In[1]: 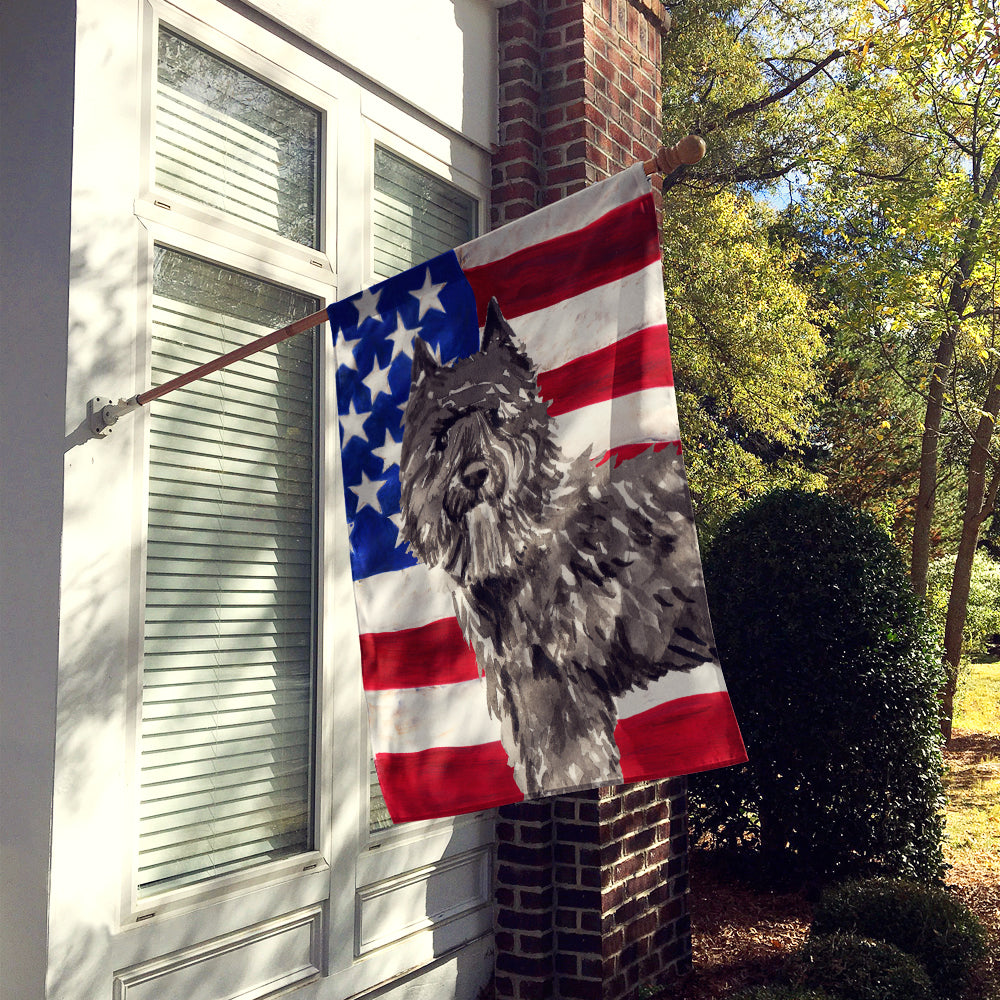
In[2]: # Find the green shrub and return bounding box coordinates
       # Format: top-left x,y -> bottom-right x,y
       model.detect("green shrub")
811,878 -> 988,998
691,489 -> 946,882
793,933 -> 934,1000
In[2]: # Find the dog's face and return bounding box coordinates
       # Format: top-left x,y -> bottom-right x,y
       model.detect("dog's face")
399,299 -> 561,584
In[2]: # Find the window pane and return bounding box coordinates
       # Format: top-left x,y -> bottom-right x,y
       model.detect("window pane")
372,146 -> 477,279
156,28 -> 320,248
138,247 -> 318,895
368,150 -> 477,832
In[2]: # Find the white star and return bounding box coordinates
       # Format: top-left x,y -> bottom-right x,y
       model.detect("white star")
387,510 -> 404,534
386,316 -> 417,365
371,427 -> 401,472
339,399 -> 369,447
350,470 -> 385,515
335,332 -> 360,372
362,355 -> 394,403
354,287 -> 383,327
410,268 -> 446,320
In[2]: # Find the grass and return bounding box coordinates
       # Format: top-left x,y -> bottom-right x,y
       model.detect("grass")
954,659 -> 1000,734
945,660 -> 1000,868
941,659 -> 1000,1000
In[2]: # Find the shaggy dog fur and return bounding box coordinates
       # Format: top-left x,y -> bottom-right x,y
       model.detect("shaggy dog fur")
399,298 -> 716,798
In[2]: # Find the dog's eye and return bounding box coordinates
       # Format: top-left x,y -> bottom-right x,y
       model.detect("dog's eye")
486,408 -> 502,429
433,427 -> 449,452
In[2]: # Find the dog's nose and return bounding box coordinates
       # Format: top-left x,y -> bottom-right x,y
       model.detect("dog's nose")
461,461 -> 489,491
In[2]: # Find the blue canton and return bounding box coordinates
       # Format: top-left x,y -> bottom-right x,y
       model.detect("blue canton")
328,250 -> 480,581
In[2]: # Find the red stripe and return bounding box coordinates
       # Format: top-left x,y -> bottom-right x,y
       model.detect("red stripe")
360,618 -> 478,691
375,742 -> 524,822
374,693 -> 746,821
615,691 -> 747,783
594,440 -> 682,468
536,324 -> 673,417
463,194 -> 660,324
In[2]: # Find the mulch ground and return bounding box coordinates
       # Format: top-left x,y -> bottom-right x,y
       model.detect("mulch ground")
667,733 -> 1000,999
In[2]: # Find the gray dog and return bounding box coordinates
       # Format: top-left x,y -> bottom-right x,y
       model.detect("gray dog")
399,298 -> 716,798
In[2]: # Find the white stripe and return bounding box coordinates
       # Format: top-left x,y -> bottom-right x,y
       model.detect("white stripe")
552,386 -> 680,460
456,164 -> 651,268
505,261 -> 668,374
614,661 -> 727,720
366,678 -> 501,754
355,564 -> 455,635
366,661 -> 726,757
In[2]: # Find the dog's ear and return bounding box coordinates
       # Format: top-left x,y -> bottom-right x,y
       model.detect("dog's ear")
482,297 -> 532,370
410,336 -> 439,386
481,297 -> 519,354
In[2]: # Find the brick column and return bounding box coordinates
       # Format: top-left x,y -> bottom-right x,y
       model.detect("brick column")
491,8 -> 691,998
493,0 -> 668,227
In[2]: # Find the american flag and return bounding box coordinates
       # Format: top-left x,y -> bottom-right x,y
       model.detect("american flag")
328,164 -> 745,823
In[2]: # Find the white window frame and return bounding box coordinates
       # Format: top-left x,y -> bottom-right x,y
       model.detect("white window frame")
124,0 -> 341,930
111,1 -> 497,992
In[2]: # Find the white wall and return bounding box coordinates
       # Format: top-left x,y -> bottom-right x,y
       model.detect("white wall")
244,0 -> 498,151
1,1 -> 500,998
0,0 -> 76,994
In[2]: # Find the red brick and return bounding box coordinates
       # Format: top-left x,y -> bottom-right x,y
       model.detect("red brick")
498,862 -> 552,888
558,930 -> 603,954
493,138 -> 541,164
503,78 -> 542,104
560,979 -> 603,1000
519,930 -> 555,954
502,40 -> 538,64
546,163 -> 589,186
502,120 -> 543,145
625,911 -> 658,944
497,952 -> 551,978
548,3 -> 589,28
499,100 -> 538,125
498,906 -> 551,932
542,39 -> 587,70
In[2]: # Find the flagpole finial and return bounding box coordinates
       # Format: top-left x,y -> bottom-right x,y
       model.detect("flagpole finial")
644,135 -> 706,177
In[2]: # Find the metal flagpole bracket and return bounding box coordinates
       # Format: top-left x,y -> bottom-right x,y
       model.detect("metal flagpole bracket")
88,395 -> 141,438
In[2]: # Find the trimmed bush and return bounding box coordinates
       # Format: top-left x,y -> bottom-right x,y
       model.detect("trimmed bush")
793,933 -> 934,1000
691,489 -> 946,881
812,878 -> 988,998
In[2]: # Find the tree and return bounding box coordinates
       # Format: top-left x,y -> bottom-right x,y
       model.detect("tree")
658,1 -> 845,534
661,188 -> 826,535
661,0 -> 853,194
801,0 -> 1000,735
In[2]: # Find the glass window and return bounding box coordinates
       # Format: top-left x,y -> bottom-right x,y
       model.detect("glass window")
372,146 -> 477,278
137,246 -> 318,895
156,27 -> 320,248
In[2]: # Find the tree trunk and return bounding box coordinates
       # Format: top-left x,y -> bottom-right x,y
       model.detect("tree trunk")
940,373 -> 1000,741
910,330 -> 955,598
911,160 -> 1000,596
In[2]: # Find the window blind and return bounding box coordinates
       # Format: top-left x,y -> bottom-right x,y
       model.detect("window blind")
368,148 -> 477,833
155,28 -> 320,248
138,248 -> 319,895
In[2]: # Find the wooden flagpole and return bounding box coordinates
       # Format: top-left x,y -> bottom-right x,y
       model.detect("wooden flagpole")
88,136 -> 705,437
642,134 -> 706,177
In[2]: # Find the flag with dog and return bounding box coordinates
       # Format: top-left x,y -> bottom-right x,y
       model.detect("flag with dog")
328,162 -> 746,823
